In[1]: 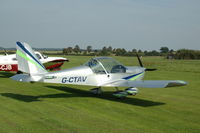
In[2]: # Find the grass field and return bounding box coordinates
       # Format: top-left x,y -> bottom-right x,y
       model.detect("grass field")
0,56 -> 199,133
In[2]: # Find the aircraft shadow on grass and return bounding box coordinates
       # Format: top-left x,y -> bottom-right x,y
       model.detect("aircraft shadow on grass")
1,85 -> 165,107
0,72 -> 15,78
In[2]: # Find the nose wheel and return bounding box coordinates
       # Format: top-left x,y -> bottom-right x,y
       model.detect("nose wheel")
90,87 -> 138,98
125,87 -> 138,96
112,87 -> 138,98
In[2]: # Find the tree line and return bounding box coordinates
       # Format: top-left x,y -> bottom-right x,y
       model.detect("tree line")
63,45 -> 200,59
62,45 -> 170,56
173,49 -> 200,59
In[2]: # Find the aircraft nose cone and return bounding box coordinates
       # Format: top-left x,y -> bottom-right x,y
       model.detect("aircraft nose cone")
134,67 -> 145,74
139,67 -> 146,73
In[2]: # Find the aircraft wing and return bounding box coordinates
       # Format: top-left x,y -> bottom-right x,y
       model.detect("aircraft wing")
127,80 -> 187,88
100,80 -> 187,88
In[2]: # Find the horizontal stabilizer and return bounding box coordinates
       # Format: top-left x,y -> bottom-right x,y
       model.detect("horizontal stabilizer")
11,74 -> 43,82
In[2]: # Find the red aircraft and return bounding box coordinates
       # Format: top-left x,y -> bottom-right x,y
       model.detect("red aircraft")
0,51 -> 68,72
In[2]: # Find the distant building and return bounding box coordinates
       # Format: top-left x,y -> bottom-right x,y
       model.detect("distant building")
166,52 -> 176,59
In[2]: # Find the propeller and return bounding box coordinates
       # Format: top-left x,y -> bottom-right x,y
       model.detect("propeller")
136,53 -> 157,71
3,48 -> 8,55
0,47 -> 8,55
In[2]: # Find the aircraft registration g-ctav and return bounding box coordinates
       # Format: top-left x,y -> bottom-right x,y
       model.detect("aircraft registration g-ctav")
11,42 -> 187,98
0,42 -> 68,72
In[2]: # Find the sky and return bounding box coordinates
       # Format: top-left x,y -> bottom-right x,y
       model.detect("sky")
0,0 -> 199,51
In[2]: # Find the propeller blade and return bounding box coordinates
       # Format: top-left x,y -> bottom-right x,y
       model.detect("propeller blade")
3,48 -> 8,55
136,52 -> 157,71
145,68 -> 157,71
136,53 -> 143,67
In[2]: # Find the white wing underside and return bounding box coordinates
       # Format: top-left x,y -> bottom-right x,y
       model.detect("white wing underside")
100,79 -> 187,88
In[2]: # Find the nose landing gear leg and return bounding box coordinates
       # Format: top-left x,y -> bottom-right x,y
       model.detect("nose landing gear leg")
90,87 -> 102,95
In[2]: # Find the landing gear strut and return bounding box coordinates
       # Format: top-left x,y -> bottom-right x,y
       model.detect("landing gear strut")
112,87 -> 128,99
115,87 -> 119,91
90,87 -> 102,95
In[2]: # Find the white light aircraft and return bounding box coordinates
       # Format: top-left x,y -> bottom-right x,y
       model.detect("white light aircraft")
11,42 -> 187,98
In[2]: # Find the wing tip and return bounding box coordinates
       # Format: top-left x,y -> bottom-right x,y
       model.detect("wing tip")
166,80 -> 188,87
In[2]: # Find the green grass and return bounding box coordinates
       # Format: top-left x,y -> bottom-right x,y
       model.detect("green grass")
0,56 -> 200,133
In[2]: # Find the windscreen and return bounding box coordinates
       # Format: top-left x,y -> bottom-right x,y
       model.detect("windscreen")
85,57 -> 126,74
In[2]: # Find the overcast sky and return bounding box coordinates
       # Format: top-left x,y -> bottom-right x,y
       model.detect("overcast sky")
0,0 -> 199,50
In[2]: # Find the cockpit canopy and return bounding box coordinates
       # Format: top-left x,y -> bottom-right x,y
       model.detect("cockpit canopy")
35,52 -> 48,60
85,57 -> 126,74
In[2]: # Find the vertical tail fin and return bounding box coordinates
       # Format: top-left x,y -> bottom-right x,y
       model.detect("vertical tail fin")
16,42 -> 47,75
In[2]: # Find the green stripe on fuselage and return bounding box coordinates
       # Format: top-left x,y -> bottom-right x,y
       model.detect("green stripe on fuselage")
128,72 -> 144,81
16,50 -> 44,70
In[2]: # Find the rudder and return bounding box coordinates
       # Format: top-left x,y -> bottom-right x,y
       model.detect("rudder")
16,41 -> 47,75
